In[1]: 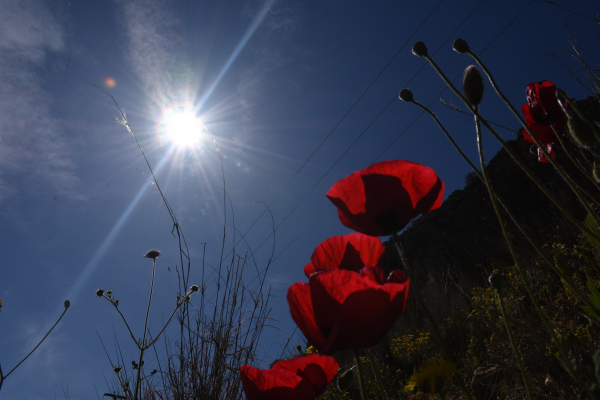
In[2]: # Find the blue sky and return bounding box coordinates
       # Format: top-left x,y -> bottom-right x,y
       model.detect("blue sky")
1,0 -> 599,398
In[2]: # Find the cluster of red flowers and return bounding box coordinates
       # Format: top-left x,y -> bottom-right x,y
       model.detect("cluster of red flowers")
240,160 -> 445,398
520,80 -> 571,162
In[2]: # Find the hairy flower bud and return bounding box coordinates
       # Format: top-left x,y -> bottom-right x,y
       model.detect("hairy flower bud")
337,367 -> 355,392
95,288 -> 104,297
64,300 -> 70,309
106,290 -> 113,296
412,41 -> 428,57
398,88 -> 414,102
113,366 -> 122,373
190,284 -> 199,293
489,272 -> 503,291
452,38 -> 470,53
463,65 -> 484,106
567,117 -> 599,148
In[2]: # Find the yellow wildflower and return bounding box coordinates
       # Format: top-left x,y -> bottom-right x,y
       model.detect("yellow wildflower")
405,359 -> 457,393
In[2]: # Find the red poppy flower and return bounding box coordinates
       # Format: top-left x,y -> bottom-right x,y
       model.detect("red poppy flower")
304,233 -> 385,277
287,266 -> 410,355
326,160 -> 444,236
272,354 -> 339,395
239,365 -> 314,400
240,355 -> 339,400
520,81 -> 571,163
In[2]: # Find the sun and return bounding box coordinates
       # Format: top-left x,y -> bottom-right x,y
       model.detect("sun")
159,104 -> 204,148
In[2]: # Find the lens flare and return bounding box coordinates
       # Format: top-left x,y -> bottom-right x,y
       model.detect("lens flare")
104,77 -> 116,88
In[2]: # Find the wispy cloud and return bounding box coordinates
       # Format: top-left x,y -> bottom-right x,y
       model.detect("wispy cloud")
0,0 -> 80,204
116,0 -> 182,97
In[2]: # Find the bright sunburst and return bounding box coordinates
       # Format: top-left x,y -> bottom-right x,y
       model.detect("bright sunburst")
159,102 -> 204,148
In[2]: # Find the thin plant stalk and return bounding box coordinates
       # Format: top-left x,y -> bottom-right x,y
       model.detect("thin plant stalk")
365,348 -> 389,400
463,49 -> 600,227
0,304 -> 69,392
134,258 -> 157,400
353,349 -> 368,400
494,285 -> 532,399
474,111 -> 534,400
425,50 -> 598,399
393,235 -> 473,400
550,123 -> 600,192
407,96 -> 600,321
422,52 -> 600,243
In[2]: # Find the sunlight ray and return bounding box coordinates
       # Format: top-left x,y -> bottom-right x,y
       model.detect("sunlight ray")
66,148 -> 176,301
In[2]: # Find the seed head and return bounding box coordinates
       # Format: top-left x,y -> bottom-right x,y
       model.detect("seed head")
64,300 -> 70,309
412,41 -> 428,57
463,65 -> 484,106
114,299 -> 120,307
190,284 -> 199,293
143,249 -> 162,259
106,290 -> 113,296
488,272 -> 503,291
95,288 -> 104,297
113,366 -> 122,373
398,88 -> 414,102
452,38 -> 470,53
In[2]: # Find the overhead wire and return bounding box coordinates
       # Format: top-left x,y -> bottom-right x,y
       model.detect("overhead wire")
258,0 -> 536,277
224,0 -> 447,259
246,0 -> 488,262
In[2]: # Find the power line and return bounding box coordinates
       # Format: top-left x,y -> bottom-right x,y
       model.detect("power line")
226,0 -> 447,256
247,0 -> 487,258
260,0 -> 536,275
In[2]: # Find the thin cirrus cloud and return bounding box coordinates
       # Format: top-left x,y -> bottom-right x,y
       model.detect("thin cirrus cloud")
0,0 -> 80,204
116,0 -> 183,98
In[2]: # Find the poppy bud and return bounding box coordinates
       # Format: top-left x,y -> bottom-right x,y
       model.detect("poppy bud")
64,300 -> 70,309
412,41 -> 428,57
190,284 -> 199,293
488,272 -> 503,291
452,38 -> 470,53
463,65 -> 484,106
398,88 -> 414,102
567,116 -> 599,148
337,367 -> 355,391
95,288 -> 104,297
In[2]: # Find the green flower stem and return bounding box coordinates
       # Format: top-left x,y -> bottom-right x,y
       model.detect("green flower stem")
365,348 -> 389,400
556,91 -> 600,144
495,286 -> 532,399
353,349 -> 368,400
415,50 -> 594,395
550,123 -> 600,193
409,98 -> 600,320
463,50 -> 600,229
1,305 -> 69,388
392,235 -> 473,400
134,258 -> 157,400
475,111 -> 534,400
422,53 -> 600,244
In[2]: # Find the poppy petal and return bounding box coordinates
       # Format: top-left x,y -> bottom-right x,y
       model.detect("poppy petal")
287,282 -> 326,349
306,233 -> 385,277
327,160 -> 444,236
273,354 -> 339,395
239,365 -> 315,400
